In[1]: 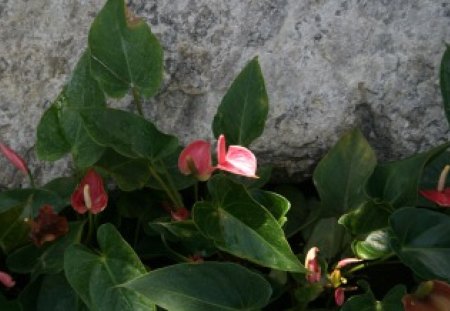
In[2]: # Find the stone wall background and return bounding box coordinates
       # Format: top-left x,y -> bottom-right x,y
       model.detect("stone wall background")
1,0 -> 450,187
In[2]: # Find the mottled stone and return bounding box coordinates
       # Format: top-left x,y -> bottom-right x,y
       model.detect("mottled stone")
1,0 -> 450,187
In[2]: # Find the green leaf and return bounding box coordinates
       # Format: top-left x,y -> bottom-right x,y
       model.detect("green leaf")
339,200 -> 393,236
229,166 -> 272,189
36,102 -> 71,161
304,217 -> 349,260
42,177 -> 78,205
37,273 -> 89,311
125,262 -> 272,311
0,189 -> 66,253
0,294 -> 21,311
212,57 -> 269,146
250,189 -> 290,226
341,282 -> 405,311
440,45 -> 450,125
81,108 -> 178,161
352,229 -> 391,260
193,175 -> 304,272
7,222 -> 84,280
389,207 -> 450,282
64,223 -> 155,311
313,129 -> 377,216
36,51 -> 106,167
96,149 -> 151,191
367,143 -> 449,208
419,150 -> 450,207
88,0 -> 163,98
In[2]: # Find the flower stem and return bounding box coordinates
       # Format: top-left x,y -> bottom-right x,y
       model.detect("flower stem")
148,165 -> 183,209
85,213 -> 94,244
132,87 -> 144,117
347,254 -> 396,274
28,172 -> 36,188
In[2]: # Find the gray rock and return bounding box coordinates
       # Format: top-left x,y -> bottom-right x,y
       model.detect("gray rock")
1,0 -> 450,187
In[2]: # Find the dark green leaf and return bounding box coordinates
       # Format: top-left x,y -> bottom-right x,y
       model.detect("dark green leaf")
352,229 -> 391,260
7,222 -> 84,279
81,108 -> 178,161
389,207 -> 450,282
64,224 -> 155,311
339,200 -> 393,236
193,175 -> 304,272
304,217 -> 349,260
341,282 -> 405,311
88,0 -> 163,98
37,273 -> 89,311
96,149 -> 151,191
125,262 -> 272,311
367,143 -> 449,208
440,45 -> 450,125
313,129 -> 377,216
42,177 -> 78,205
419,150 -> 450,207
250,189 -> 290,226
0,294 -> 20,311
229,166 -> 272,189
212,57 -> 269,146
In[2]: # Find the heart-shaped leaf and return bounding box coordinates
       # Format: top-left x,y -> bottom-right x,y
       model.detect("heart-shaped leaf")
125,262 -> 272,311
367,143 -> 449,208
88,0 -> 163,98
440,45 -> 450,125
193,175 -> 304,272
212,57 -> 269,146
313,129 -> 377,216
352,229 -> 391,260
250,189 -> 290,226
64,223 -> 155,311
81,108 -> 178,161
389,207 -> 450,282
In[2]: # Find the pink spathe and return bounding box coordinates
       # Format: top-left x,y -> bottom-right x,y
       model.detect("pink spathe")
0,142 -> 29,174
0,271 -> 15,288
216,134 -> 257,178
178,140 -> 213,181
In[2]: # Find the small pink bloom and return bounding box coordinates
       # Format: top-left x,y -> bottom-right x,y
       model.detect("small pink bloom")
171,207 -> 190,221
336,258 -> 363,269
71,169 -> 108,214
420,189 -> 450,207
403,280 -> 450,311
178,140 -> 214,181
0,271 -> 15,288
188,254 -> 204,263
0,142 -> 29,174
334,288 -> 345,306
304,247 -> 321,283
216,135 -> 257,178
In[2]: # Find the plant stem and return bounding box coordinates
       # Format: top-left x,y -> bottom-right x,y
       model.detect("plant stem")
194,182 -> 199,202
148,165 -> 183,209
161,234 -> 190,262
132,87 -> 144,117
157,160 -> 184,207
85,213 -> 94,244
28,172 -> 36,188
347,254 -> 397,274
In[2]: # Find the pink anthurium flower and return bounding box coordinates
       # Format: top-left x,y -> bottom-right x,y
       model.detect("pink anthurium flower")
0,271 -> 15,288
336,257 -> 363,269
216,134 -> 257,178
305,247 -> 321,283
403,280 -> 450,311
71,169 -> 108,214
178,140 -> 213,181
334,288 -> 345,306
420,165 -> 450,207
0,142 -> 29,174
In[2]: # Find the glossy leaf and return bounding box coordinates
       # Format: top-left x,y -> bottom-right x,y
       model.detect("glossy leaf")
339,200 -> 393,236
419,150 -> 450,207
389,207 -> 450,282
212,58 -> 269,146
64,223 -> 155,311
313,129 -> 377,216
352,229 -> 391,260
304,217 -> 349,260
88,0 -> 163,98
193,175 -> 304,272
341,282 -> 405,311
367,143 -> 449,208
81,108 -> 178,161
42,177 -> 78,205
37,273 -> 89,311
125,262 -> 272,311
440,44 -> 450,125
7,222 -> 84,279
96,149 -> 151,191
250,189 -> 290,226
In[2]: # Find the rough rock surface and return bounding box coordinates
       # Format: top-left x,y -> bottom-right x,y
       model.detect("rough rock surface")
1,0 -> 450,187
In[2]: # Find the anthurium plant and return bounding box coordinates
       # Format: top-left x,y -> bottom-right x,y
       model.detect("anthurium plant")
1,0 -> 450,310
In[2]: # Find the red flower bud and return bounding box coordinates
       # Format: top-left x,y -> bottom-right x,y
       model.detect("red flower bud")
334,288 -> 345,306
304,247 -> 321,283
0,142 -> 29,174
178,140 -> 214,181
171,207 -> 190,221
0,271 -> 15,288
71,169 -> 108,214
